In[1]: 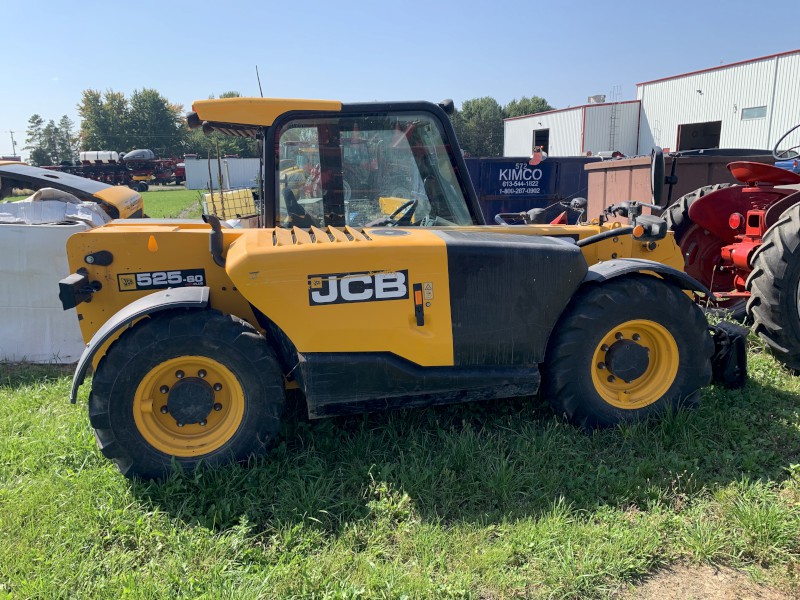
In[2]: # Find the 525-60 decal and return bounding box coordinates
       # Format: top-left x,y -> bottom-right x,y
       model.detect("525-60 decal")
118,269 -> 206,292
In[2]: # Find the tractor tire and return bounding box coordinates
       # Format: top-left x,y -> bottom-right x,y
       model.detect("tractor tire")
665,183 -> 734,243
136,182 -> 149,193
746,203 -> 800,370
542,275 -> 713,429
665,183 -> 745,319
89,310 -> 285,479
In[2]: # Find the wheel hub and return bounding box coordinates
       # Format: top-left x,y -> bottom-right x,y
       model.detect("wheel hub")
604,339 -> 650,382
166,378 -> 214,425
590,319 -> 679,410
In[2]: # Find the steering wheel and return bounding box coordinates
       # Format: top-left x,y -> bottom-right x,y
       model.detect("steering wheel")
386,199 -> 418,226
773,123 -> 800,160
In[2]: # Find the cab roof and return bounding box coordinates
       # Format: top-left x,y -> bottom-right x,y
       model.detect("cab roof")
188,98 -> 342,137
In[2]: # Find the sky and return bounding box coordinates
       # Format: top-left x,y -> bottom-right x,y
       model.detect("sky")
2,0 -> 799,157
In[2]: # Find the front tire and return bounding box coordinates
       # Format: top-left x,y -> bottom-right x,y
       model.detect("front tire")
542,276 -> 713,428
746,203 -> 800,370
89,310 -> 285,479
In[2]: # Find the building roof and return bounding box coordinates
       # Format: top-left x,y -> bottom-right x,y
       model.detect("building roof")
503,100 -> 639,122
636,49 -> 800,87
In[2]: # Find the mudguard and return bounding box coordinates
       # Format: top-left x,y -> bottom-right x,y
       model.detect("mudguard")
69,287 -> 210,403
709,322 -> 748,389
583,258 -> 712,296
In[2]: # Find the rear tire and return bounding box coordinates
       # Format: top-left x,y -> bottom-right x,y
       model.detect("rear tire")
89,310 -> 285,479
542,276 -> 713,429
746,203 -> 800,370
665,183 -> 733,242
665,183 -> 744,319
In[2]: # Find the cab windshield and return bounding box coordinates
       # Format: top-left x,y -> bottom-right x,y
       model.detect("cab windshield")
275,112 -> 476,228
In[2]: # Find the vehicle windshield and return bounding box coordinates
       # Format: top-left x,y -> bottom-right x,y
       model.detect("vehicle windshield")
275,112 -> 475,228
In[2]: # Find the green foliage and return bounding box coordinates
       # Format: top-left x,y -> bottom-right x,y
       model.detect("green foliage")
127,89 -> 185,157
77,89 -> 132,153
77,88 -> 184,156
23,113 -> 78,166
452,95 -> 554,157
505,96 -> 553,119
0,347 -> 798,597
451,96 -> 505,157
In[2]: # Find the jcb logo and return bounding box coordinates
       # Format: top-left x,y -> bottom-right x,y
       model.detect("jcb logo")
308,270 -> 409,306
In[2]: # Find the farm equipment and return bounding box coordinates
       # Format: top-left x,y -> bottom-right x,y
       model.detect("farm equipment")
0,160 -> 144,218
663,122 -> 800,368
59,98 -> 743,479
45,149 -> 180,192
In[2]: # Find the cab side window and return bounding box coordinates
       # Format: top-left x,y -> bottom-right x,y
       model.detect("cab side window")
276,112 -> 475,228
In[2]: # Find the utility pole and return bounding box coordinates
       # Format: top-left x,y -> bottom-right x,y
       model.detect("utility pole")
8,131 -> 17,156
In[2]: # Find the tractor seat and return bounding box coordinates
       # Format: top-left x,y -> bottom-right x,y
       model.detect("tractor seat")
728,161 -> 800,186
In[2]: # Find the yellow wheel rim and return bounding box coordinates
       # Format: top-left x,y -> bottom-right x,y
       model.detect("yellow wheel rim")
590,319 -> 679,410
133,356 -> 244,457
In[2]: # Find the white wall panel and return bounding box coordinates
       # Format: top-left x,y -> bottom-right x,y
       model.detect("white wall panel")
503,107 -> 584,157
186,157 -> 260,190
583,102 -> 640,156
638,51 -> 800,153
0,222 -> 89,363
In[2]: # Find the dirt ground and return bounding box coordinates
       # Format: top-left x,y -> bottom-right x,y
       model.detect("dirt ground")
618,565 -> 794,600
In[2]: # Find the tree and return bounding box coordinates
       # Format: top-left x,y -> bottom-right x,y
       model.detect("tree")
452,97 -> 505,157
24,114 -> 47,165
23,113 -> 78,166
504,96 -> 553,119
450,94 -> 555,157
77,89 -> 132,151
57,115 -> 79,163
128,88 -> 185,156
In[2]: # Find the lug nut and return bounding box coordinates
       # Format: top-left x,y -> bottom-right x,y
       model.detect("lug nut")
632,333 -> 641,341
199,420 -> 207,426
213,403 -> 222,411
198,369 -> 207,378
213,383 -> 222,392
615,332 -> 624,340
176,422 -> 184,427
597,362 -> 606,370
160,405 -> 168,414
175,370 -> 184,379
601,344 -> 609,352
607,375 -> 616,383
160,385 -> 169,394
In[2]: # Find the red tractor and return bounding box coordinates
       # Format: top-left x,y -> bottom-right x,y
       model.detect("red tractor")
665,123 -> 800,368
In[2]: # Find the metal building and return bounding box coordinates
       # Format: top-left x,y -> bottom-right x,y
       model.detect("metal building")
504,49 -> 800,157
503,101 -> 640,157
637,49 -> 800,153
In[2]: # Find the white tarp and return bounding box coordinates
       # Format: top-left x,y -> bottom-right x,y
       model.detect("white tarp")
0,189 -> 111,363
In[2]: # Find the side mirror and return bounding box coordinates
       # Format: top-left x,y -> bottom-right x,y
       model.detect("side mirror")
650,146 -> 665,207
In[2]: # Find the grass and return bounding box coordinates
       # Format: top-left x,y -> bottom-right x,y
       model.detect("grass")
0,346 -> 798,598
2,186 -> 203,220
140,188 -> 203,219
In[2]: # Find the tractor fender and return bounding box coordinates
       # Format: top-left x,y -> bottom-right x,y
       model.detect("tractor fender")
583,258 -> 712,296
69,287 -> 210,403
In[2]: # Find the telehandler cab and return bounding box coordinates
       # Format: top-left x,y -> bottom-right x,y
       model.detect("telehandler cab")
60,97 -> 742,479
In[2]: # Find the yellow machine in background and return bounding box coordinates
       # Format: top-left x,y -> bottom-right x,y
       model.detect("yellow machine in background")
59,97 -> 742,479
0,161 -> 144,219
